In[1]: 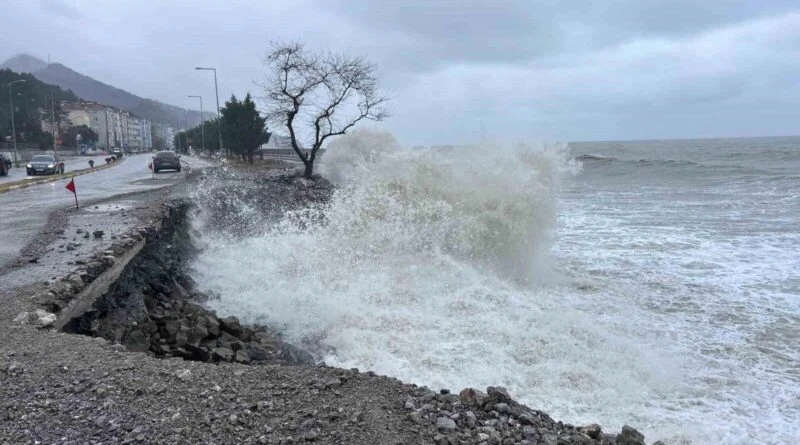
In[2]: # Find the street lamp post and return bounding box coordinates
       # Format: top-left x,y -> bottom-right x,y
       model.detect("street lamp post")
6,79 -> 26,165
184,108 -> 189,153
195,67 -> 223,156
188,95 -> 205,154
50,94 -> 57,154
176,119 -> 181,152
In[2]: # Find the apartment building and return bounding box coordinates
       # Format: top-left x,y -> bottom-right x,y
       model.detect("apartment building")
63,102 -> 153,151
64,102 -> 112,149
141,119 -> 152,149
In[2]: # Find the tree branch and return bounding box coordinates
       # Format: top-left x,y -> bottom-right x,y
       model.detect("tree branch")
262,41 -> 390,177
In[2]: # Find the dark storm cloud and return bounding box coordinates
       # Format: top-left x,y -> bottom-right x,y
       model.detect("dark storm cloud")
326,0 -> 799,72
327,0 -> 561,67
2,1 -> 799,144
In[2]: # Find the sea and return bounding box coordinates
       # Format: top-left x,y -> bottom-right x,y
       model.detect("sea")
190,133 -> 800,445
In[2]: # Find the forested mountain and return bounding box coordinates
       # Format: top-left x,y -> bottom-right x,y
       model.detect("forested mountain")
0,68 -> 77,145
2,54 -> 210,127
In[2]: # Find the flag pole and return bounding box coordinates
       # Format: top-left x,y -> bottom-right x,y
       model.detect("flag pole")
73,178 -> 79,210
66,177 -> 79,209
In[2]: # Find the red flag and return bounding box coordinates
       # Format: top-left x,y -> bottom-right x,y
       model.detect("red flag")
66,178 -> 79,209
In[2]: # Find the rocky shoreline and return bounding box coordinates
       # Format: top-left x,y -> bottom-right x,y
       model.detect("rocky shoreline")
0,168 -> 664,444
59,200 -> 313,367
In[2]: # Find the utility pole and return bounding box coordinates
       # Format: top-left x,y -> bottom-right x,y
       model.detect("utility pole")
105,109 -> 110,151
188,95 -> 205,154
195,67 -> 223,156
51,94 -> 57,154
6,79 -> 26,165
184,109 -> 189,153
176,119 -> 181,153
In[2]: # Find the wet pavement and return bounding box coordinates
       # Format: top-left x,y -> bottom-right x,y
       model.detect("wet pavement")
0,199 -> 148,289
0,155 -> 113,184
0,153 -> 214,267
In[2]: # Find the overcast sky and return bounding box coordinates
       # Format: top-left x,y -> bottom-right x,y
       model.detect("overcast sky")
3,0 -> 799,145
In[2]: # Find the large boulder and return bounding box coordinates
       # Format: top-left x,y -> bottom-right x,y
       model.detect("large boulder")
219,316 -> 243,336
486,386 -> 513,404
436,417 -> 456,433
185,344 -> 212,362
123,330 -> 150,352
174,325 -> 191,347
212,347 -> 234,362
616,425 -> 645,445
459,388 -> 488,406
579,424 -> 602,440
234,350 -> 251,364
205,315 -> 220,337
187,325 -> 208,345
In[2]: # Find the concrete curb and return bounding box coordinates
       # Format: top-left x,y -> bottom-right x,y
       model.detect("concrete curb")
0,158 -> 125,194
53,238 -> 147,331
27,205 -> 166,329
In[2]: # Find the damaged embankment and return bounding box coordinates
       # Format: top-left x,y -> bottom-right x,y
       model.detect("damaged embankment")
41,199 -> 314,366
15,172 -> 659,445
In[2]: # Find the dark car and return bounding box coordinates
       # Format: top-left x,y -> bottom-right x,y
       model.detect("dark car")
152,151 -> 181,173
27,154 -> 65,175
0,155 -> 10,176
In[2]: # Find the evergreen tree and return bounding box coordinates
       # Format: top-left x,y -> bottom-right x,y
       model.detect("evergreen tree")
220,94 -> 267,164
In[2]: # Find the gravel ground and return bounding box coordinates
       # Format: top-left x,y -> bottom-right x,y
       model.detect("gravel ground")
0,163 -> 659,445
0,324 -> 433,444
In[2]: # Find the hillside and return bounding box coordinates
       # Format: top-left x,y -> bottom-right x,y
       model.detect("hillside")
33,63 -> 141,110
0,69 -> 79,146
1,54 -> 48,74
1,54 -> 210,128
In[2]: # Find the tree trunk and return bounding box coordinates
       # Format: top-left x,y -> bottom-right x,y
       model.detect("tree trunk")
303,159 -> 314,179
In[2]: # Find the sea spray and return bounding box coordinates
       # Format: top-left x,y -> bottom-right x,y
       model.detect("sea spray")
190,135 -> 800,444
190,131 -> 672,431
316,131 -> 579,283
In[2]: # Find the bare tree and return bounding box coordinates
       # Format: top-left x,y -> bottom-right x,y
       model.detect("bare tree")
262,42 -> 390,178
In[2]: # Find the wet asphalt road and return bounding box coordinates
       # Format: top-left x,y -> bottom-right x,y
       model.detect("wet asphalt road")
0,155 -> 112,184
0,153 -> 213,266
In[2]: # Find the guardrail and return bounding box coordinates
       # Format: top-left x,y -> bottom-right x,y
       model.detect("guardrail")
259,149 -> 325,159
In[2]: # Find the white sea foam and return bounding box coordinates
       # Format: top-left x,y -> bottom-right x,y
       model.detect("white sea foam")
192,133 -> 800,445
